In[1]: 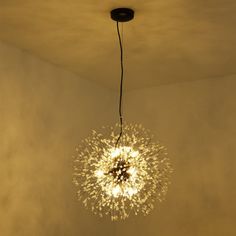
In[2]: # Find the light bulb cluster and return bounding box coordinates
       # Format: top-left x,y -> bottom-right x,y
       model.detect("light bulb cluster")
73,123 -> 172,221
94,146 -> 144,199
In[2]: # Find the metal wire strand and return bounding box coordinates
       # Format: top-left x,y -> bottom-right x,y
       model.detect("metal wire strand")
115,21 -> 124,146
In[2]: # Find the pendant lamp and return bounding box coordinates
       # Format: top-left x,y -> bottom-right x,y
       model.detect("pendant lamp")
73,8 -> 173,221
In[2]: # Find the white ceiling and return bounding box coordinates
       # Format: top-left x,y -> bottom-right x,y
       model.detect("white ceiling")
0,0 -> 236,90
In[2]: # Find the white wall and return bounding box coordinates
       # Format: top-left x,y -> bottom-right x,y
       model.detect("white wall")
0,42 -> 117,236
1,40 -> 236,236
117,76 -> 236,236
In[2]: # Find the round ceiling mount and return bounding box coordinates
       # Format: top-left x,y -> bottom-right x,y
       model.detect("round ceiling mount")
110,8 -> 134,22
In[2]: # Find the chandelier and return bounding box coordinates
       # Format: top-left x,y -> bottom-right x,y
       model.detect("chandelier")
73,8 -> 172,221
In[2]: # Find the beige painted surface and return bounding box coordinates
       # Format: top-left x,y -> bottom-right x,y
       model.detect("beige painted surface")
117,77 -> 236,236
0,42 -> 117,236
0,0 -> 236,89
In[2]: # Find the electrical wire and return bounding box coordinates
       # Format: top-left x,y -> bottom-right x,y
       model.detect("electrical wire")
115,21 -> 124,146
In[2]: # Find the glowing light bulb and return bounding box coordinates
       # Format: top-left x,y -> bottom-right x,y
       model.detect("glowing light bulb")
110,148 -> 121,158
127,167 -> 137,176
126,187 -> 138,196
130,150 -> 139,158
112,185 -> 121,197
95,170 -> 104,178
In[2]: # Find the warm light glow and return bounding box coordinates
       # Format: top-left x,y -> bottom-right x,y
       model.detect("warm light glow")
127,167 -> 137,176
112,185 -> 121,197
95,146 -> 145,200
73,123 -> 172,221
110,147 -> 121,158
94,170 -> 104,177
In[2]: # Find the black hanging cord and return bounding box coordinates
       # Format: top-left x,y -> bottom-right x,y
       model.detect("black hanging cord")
115,21 -> 124,146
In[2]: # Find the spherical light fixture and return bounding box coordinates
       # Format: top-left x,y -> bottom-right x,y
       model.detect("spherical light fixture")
73,8 -> 173,221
